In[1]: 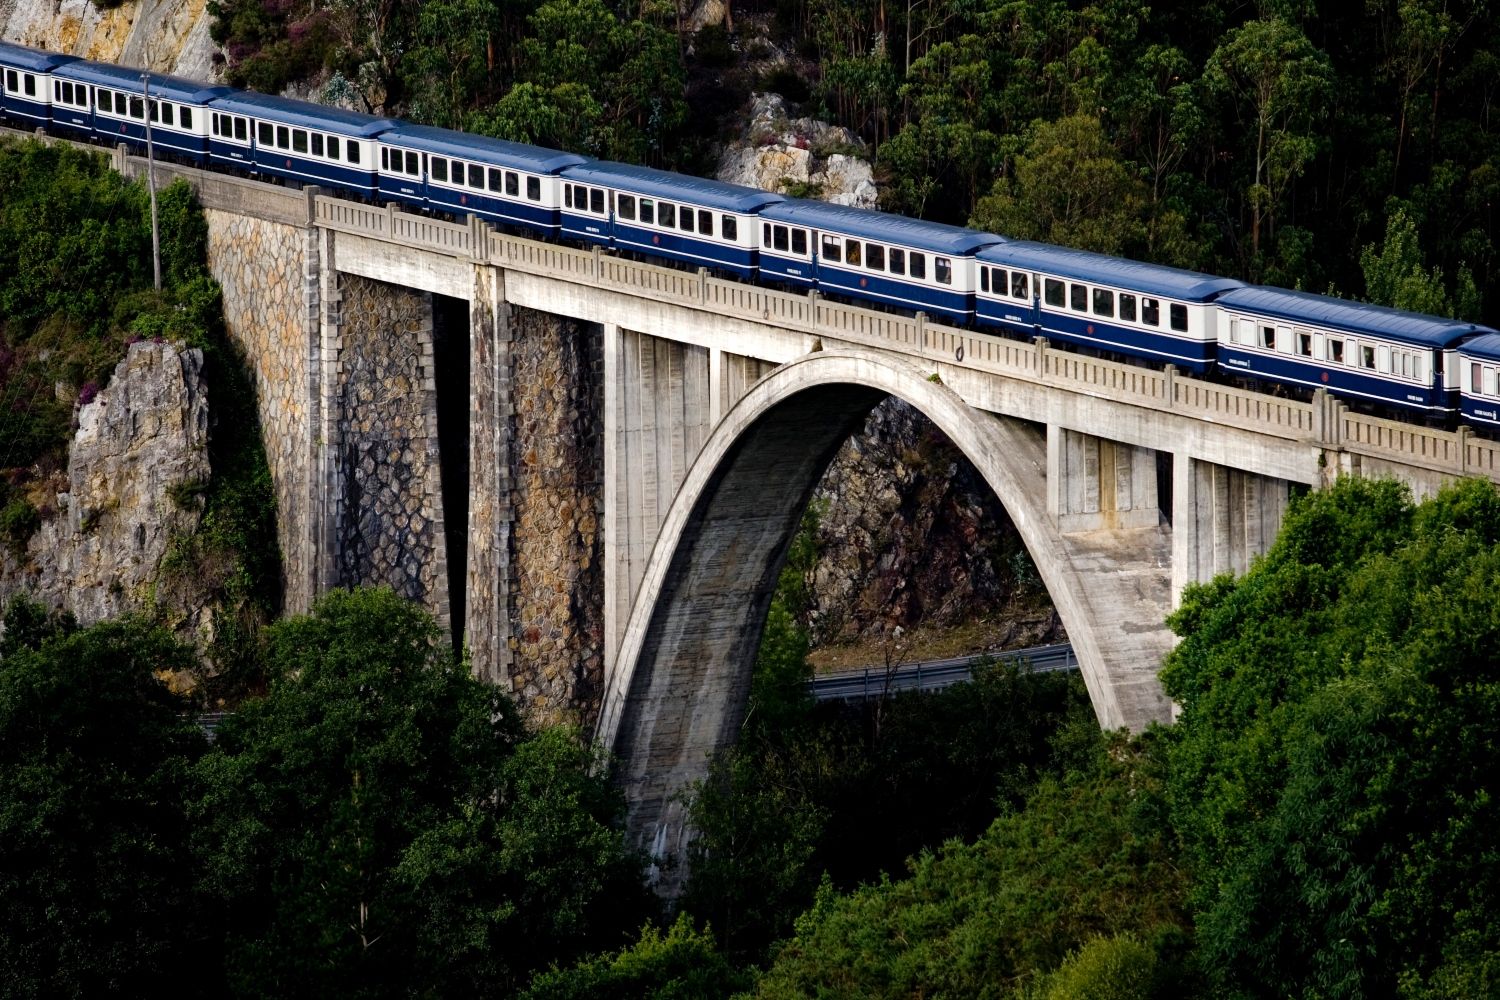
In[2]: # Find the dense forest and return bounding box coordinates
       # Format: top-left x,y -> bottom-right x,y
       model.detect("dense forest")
204,0 -> 1499,322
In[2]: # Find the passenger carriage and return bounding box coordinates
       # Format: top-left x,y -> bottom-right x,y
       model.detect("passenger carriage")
558,162 -> 782,277
975,242 -> 1243,372
1454,333 -> 1500,431
50,61 -> 231,162
206,91 -> 395,196
758,200 -> 1000,324
0,42 -> 76,132
1216,287 -> 1483,417
378,125 -> 585,236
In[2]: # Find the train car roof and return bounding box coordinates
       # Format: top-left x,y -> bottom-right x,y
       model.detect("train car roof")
1219,286 -> 1488,348
206,90 -> 397,136
978,241 -> 1244,300
383,124 -> 586,173
1457,332 -> 1500,361
0,41 -> 78,72
561,160 -> 783,212
761,199 -> 1002,255
52,59 -> 234,104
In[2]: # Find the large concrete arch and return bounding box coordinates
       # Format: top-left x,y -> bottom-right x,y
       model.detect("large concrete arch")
595,348 -> 1173,891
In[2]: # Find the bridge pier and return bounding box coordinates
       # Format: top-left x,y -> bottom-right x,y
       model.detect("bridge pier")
1047,427 -> 1163,532
1172,455 -> 1292,597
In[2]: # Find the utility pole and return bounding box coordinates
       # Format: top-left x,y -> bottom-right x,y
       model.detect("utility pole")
141,71 -> 161,292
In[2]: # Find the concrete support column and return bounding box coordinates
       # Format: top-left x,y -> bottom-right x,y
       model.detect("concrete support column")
310,225 -> 341,611
1172,453 -> 1291,601
604,328 -> 713,673
464,266 -> 516,684
1047,425 -> 1162,532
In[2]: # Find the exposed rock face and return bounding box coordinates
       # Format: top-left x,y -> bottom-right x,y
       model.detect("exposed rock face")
508,307 -> 604,726
1,341 -> 210,632
716,93 -> 878,208
806,398 -> 1062,653
1,0 -> 220,80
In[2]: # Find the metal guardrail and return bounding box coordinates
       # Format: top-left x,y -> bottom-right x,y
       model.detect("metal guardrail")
809,643 -> 1077,703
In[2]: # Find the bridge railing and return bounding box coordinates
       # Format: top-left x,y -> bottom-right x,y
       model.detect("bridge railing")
302,192 -> 1497,482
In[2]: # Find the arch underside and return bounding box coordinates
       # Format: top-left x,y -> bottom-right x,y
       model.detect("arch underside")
597,349 -> 1175,892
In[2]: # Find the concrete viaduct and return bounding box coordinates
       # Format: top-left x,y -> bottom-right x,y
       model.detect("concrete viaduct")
76,141 -> 1500,890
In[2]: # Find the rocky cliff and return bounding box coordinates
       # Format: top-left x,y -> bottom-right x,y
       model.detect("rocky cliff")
1,0 -> 218,79
0,342 -> 216,659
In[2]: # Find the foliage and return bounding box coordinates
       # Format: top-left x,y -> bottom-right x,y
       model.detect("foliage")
190,588 -> 652,996
520,913 -> 752,999
0,613 -> 210,995
1162,476 -> 1500,998
1030,934 -> 1158,1000
1360,205 -> 1478,319
749,734 -> 1193,998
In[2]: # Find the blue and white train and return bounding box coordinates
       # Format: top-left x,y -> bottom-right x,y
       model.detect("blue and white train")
3,39 -> 1498,431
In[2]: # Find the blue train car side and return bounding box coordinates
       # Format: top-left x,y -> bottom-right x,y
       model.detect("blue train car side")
0,42 -> 75,131
378,125 -> 585,236
1457,333 -> 1500,431
975,242 -> 1243,371
50,61 -> 232,162
558,161 -> 782,278
206,91 -> 395,197
1216,287 -> 1484,417
759,199 -> 1000,323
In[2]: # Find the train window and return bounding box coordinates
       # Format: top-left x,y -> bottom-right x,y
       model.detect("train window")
1296,330 -> 1312,357
910,252 -> 926,279
1045,279 -> 1065,307
98,88 -> 111,111
489,168 -> 502,192
822,235 -> 841,263
292,129 -> 308,154
1118,291 -> 1135,320
791,228 -> 806,254
468,164 -> 483,188
1070,283 -> 1087,311
1330,339 -> 1345,364
346,142 -> 359,164
5,71 -> 16,92
889,248 -> 905,275
1141,298 -> 1160,326
211,113 -> 220,136
1361,345 -> 1376,369
1400,352 -> 1413,378
150,100 -> 161,123
260,122 -> 274,146
130,96 -> 144,119
723,216 -> 737,241
1261,325 -> 1275,349
274,126 -> 288,148
700,210 -> 714,236
505,172 -> 518,196
678,205 -> 693,231
525,175 -> 537,199
936,257 -> 952,285
1474,363 -> 1482,392
773,225 -> 788,251
431,158 -> 447,182
56,81 -> 68,103
23,74 -> 34,97
867,244 -> 885,270
1012,272 -> 1028,299
846,241 -> 861,267
310,133 -> 323,157
235,119 -> 247,141
980,268 -> 988,293
180,107 -> 192,129
640,198 -> 654,223
564,185 -> 572,208
1093,288 -> 1115,317
399,151 -> 413,174
659,203 -> 675,227
618,195 -> 636,220
983,267 -> 998,294
446,159 -> 459,182
1169,304 -> 1188,332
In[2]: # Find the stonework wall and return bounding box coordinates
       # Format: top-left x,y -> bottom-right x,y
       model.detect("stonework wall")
508,306 -> 605,724
204,210 -> 316,611
332,274 -> 449,629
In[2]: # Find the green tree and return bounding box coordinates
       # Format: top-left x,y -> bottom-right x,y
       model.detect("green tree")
0,614 -> 209,995
191,588 -> 652,996
1360,205 -> 1473,317
1163,477 -> 1500,997
520,913 -> 751,999
1204,17 -> 1333,267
